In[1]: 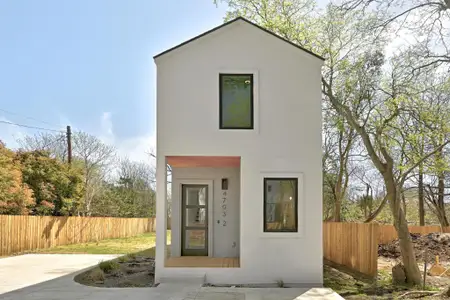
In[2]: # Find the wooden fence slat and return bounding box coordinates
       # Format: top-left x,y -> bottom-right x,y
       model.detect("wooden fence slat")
0,216 -> 154,256
324,222 -> 449,278
323,222 -> 378,278
378,224 -> 450,244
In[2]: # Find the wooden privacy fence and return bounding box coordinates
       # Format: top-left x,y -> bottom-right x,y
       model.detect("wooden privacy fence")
0,215 -> 155,256
378,224 -> 450,244
323,222 -> 379,278
324,222 -> 450,278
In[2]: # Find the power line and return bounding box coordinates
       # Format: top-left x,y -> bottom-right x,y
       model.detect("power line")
0,108 -> 58,127
0,120 -> 64,133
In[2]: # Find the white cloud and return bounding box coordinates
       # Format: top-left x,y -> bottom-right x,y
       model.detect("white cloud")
115,132 -> 156,165
97,111 -> 155,164
101,112 -> 114,137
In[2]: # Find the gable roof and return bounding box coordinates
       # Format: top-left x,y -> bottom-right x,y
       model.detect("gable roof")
153,17 -> 325,61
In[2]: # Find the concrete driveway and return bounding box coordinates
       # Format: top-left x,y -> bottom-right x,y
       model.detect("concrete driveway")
0,254 -> 343,300
0,254 -> 119,295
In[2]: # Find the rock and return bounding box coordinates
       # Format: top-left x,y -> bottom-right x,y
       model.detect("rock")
392,264 -> 406,284
445,286 -> 450,297
432,233 -> 450,245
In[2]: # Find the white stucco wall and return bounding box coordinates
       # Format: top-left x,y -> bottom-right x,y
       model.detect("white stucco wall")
155,19 -> 323,285
170,167 -> 240,258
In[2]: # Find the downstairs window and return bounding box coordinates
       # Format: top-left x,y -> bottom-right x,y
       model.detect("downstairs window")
263,178 -> 298,232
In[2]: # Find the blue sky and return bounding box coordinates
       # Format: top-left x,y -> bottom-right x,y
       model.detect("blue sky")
0,0 -> 227,160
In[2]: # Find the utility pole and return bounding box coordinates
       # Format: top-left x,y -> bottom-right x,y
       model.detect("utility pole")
66,125 -> 72,165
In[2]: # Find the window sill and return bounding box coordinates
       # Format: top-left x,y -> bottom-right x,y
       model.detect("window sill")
219,127 -> 254,130
259,231 -> 304,239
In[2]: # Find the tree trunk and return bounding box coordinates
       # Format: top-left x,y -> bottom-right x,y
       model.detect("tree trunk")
386,177 -> 422,285
437,210 -> 450,228
436,147 -> 449,227
418,164 -> 425,226
401,191 -> 407,218
394,206 -> 422,285
437,172 -> 449,227
333,171 -> 344,222
364,184 -> 370,218
334,195 -> 342,222
364,195 -> 388,223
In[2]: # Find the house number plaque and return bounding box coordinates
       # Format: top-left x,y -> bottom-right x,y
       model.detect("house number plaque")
221,190 -> 227,226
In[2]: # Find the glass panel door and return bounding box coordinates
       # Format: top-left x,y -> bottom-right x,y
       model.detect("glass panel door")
181,184 -> 208,256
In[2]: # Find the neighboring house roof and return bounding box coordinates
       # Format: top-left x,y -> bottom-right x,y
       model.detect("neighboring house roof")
153,16 -> 325,61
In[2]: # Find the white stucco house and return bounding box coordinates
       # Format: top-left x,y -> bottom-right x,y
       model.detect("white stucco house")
153,17 -> 324,286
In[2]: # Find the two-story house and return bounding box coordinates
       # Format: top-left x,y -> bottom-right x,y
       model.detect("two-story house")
153,17 -> 324,286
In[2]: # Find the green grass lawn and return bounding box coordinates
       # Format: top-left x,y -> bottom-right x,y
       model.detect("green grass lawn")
37,231 -> 171,256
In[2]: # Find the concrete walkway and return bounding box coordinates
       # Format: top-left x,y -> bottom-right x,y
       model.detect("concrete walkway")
0,254 -> 343,300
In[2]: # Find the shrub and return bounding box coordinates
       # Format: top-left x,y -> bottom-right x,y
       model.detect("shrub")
276,279 -> 284,288
127,253 -> 137,260
98,260 -> 120,273
118,256 -> 128,263
88,268 -> 105,282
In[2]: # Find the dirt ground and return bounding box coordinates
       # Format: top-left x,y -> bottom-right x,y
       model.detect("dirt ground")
378,257 -> 450,289
375,232 -> 450,298
74,255 -> 155,288
325,263 -> 450,299
379,233 -> 450,263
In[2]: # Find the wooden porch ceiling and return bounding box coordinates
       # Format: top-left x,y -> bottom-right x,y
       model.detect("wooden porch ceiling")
167,156 -> 240,168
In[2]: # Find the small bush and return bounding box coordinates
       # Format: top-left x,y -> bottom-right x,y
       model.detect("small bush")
127,253 -> 137,260
276,279 -> 284,288
118,256 -> 128,263
98,260 -> 120,273
88,268 -> 105,282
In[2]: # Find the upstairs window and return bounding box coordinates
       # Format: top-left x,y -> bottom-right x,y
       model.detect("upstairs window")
219,74 -> 254,129
264,178 -> 298,232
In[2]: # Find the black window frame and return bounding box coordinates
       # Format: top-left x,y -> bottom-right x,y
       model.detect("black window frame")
263,177 -> 299,233
219,73 -> 254,130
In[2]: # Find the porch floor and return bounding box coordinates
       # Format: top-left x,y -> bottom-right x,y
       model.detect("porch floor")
165,257 -> 240,268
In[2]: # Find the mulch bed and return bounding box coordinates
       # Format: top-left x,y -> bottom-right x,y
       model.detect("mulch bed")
75,256 -> 155,288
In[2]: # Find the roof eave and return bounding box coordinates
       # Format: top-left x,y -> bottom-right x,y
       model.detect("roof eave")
153,16 -> 325,62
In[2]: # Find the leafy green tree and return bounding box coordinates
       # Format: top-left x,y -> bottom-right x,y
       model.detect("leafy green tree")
18,150 -> 84,216
18,131 -> 117,216
0,141 -> 34,214
212,0 -> 450,284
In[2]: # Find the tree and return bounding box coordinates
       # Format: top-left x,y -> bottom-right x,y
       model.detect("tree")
19,131 -> 117,216
88,159 -> 155,218
322,52 -> 450,284
18,150 -> 84,215
323,109 -> 356,221
340,0 -> 450,70
115,158 -> 156,217
405,70 -> 450,227
213,0 -> 450,284
18,132 -> 68,162
0,141 -> 34,214
72,132 -> 116,216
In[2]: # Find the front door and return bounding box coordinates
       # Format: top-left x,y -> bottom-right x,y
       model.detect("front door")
181,184 -> 208,256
